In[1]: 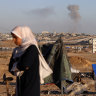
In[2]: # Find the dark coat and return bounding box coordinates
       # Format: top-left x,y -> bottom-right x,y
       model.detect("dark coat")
9,45 -> 40,96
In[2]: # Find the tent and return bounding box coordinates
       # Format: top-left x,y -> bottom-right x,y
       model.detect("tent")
39,38 -> 73,91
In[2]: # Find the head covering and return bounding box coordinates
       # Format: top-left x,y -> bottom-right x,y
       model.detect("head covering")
11,26 -> 53,83
11,26 -> 38,58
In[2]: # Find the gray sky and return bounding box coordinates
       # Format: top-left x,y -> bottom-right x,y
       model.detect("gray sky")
0,0 -> 96,34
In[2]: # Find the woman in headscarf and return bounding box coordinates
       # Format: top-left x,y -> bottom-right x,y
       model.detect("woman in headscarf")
9,26 -> 40,96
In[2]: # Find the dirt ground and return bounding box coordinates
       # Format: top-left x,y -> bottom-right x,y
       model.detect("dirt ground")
0,40 -> 96,96
68,52 -> 96,72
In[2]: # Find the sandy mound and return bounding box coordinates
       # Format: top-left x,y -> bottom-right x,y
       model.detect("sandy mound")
69,56 -> 93,71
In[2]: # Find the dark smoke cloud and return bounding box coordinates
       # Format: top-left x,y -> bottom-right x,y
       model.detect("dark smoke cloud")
67,5 -> 81,22
27,7 -> 55,18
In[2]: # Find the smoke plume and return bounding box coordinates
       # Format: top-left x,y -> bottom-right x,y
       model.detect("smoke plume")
67,5 -> 81,22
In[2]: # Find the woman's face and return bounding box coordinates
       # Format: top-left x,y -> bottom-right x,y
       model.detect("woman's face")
11,33 -> 22,46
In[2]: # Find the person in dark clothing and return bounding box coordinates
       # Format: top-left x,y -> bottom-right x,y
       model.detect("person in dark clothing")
9,26 -> 40,96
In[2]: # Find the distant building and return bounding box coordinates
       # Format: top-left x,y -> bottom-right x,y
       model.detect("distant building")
71,33 -> 77,37
89,39 -> 93,44
92,38 -> 96,53
42,31 -> 49,34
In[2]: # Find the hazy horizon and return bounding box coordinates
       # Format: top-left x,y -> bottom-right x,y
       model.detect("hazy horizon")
0,0 -> 96,34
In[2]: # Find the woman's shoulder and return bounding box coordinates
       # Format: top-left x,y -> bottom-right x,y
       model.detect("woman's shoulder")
28,44 -> 37,49
26,45 -> 38,52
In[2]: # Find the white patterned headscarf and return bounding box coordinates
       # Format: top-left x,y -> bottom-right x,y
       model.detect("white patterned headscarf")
11,26 -> 53,84
11,26 -> 38,58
